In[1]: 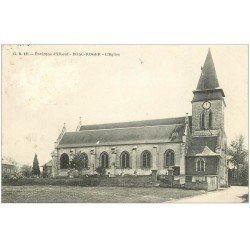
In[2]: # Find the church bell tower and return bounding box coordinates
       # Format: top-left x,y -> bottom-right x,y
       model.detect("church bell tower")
188,49 -> 228,187
191,49 -> 226,135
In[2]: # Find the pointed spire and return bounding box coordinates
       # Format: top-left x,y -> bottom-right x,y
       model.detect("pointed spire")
192,49 -> 225,103
55,123 -> 67,147
76,116 -> 82,131
196,48 -> 220,90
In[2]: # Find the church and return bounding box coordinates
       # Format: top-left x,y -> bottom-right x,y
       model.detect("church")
51,49 -> 228,188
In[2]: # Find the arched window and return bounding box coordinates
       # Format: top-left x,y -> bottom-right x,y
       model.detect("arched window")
200,112 -> 205,129
196,158 -> 205,172
60,153 -> 69,169
141,150 -> 151,168
81,153 -> 88,168
208,111 -> 213,128
100,152 -> 109,168
120,151 -> 130,168
165,149 -> 175,167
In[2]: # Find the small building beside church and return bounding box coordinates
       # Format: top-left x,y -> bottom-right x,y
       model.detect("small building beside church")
2,158 -> 16,178
51,49 -> 228,189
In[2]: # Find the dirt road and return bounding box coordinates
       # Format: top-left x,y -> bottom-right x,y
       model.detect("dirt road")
173,186 -> 248,203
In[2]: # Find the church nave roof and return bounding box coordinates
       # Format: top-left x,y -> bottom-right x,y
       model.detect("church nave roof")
56,116 -> 189,148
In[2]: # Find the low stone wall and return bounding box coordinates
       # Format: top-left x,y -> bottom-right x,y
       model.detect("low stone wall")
206,176 -> 218,191
184,176 -> 218,191
184,181 -> 208,190
57,168 -> 154,177
1,177 -> 100,187
2,173 -> 158,188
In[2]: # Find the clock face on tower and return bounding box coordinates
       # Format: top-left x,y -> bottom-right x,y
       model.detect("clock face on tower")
202,101 -> 211,110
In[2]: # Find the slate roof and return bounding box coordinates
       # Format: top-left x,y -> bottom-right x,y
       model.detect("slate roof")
190,136 -> 219,151
57,116 -> 188,148
186,135 -> 220,157
192,49 -> 225,102
196,49 -> 220,91
187,146 -> 219,157
80,116 -> 190,131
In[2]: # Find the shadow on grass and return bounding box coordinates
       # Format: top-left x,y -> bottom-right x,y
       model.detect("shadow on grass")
238,193 -> 249,203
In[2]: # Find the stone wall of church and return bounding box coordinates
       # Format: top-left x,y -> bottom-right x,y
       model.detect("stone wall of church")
186,157 -> 218,175
54,142 -> 185,176
192,99 -> 225,133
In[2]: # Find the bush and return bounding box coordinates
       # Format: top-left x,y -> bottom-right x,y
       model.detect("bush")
95,166 -> 106,176
67,168 -> 79,178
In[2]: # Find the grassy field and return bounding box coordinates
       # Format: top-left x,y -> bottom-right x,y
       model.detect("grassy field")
1,185 -> 203,203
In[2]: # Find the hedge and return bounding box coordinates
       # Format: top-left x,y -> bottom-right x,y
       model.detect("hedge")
2,177 -> 100,187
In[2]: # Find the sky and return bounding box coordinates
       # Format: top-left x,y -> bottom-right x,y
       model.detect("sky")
1,45 -> 248,165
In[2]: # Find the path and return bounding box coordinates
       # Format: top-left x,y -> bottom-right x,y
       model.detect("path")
173,186 -> 248,203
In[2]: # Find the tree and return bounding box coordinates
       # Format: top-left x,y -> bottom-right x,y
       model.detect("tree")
21,164 -> 32,178
69,152 -> 89,175
228,135 -> 248,167
32,154 -> 40,177
228,135 -> 248,186
238,162 -> 249,186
